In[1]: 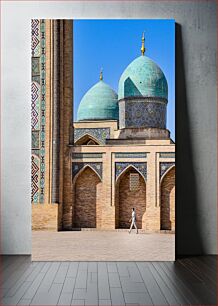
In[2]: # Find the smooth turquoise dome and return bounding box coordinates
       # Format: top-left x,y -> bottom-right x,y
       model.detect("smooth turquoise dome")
118,55 -> 168,100
77,80 -> 119,121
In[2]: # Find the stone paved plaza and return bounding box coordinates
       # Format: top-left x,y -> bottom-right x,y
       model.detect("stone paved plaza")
32,231 -> 175,261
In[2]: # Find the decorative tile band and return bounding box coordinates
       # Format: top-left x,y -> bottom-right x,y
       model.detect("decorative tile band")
160,162 -> 175,179
74,128 -> 110,144
115,152 -> 147,158
119,98 -> 166,129
115,162 -> 147,181
159,152 -> 175,158
72,153 -> 103,159
32,130 -> 40,149
31,19 -> 46,203
31,155 -> 40,203
31,19 -> 40,57
72,162 -> 103,180
39,19 -> 46,203
32,149 -> 40,158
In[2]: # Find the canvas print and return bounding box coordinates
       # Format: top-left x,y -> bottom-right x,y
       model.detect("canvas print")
31,19 -> 175,260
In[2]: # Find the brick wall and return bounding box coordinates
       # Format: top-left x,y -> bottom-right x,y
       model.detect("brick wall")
73,167 -> 102,228
116,168 -> 146,229
32,203 -> 58,230
161,166 -> 175,230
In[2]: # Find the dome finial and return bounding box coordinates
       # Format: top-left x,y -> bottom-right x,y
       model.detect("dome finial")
141,31 -> 146,56
100,68 -> 103,81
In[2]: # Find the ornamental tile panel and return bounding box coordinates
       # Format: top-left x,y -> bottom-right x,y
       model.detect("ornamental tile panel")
32,57 -> 40,76
159,152 -> 175,158
31,19 -> 46,203
31,155 -> 40,203
74,128 -> 110,144
72,162 -> 102,180
31,19 -> 40,57
119,98 -> 166,129
32,130 -> 40,149
115,152 -> 147,158
39,19 -> 46,203
72,153 -> 103,159
160,162 -> 175,179
115,162 -> 147,181
31,82 -> 41,130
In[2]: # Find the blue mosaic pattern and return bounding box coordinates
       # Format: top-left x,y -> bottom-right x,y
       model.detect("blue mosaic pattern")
32,131 -> 40,149
115,153 -> 147,158
74,128 -> 110,144
32,57 -> 40,76
115,162 -> 147,181
160,162 -> 175,179
159,152 -> 175,158
32,149 -> 40,158
72,162 -> 102,180
72,153 -> 103,159
119,98 -> 167,129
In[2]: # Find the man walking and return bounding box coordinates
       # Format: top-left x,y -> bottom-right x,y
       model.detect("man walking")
129,208 -> 138,234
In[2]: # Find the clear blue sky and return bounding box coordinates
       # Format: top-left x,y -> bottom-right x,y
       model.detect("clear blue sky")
73,19 -> 175,141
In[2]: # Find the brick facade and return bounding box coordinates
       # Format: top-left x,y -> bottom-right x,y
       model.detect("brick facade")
32,204 -> 58,230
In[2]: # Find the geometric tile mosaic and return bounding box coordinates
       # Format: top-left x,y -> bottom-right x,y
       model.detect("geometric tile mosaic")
32,130 -> 40,149
119,98 -> 167,129
74,128 -> 110,144
31,19 -> 40,57
32,57 -> 40,76
115,152 -> 147,158
31,19 -> 46,203
72,162 -> 103,180
72,153 -> 103,159
160,162 -> 175,179
31,82 -> 40,130
31,155 -> 40,203
115,162 -> 147,181
39,19 -> 46,203
159,152 -> 175,158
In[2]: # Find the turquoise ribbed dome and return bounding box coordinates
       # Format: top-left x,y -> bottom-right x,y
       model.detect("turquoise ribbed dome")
77,80 -> 119,121
118,55 -> 168,100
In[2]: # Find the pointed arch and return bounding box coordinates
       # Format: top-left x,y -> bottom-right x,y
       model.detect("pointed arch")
73,166 -> 102,228
115,165 -> 146,229
73,164 -> 102,185
116,164 -> 146,185
75,134 -> 101,145
160,166 -> 175,231
160,164 -> 175,184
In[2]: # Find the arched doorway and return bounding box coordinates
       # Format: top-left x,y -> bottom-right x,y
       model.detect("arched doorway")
74,166 -> 101,228
160,166 -> 175,230
115,166 -> 146,229
75,134 -> 100,145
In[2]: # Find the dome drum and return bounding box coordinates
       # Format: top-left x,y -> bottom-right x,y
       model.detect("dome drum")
119,98 -> 167,130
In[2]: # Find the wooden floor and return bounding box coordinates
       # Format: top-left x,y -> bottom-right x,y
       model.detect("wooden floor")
0,256 -> 217,305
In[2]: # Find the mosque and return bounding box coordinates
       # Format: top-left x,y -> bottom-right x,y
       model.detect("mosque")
31,20 -> 175,232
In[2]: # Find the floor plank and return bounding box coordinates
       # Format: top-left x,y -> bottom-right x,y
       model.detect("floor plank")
0,255 -> 216,306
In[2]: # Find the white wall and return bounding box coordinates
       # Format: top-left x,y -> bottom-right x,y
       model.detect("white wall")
1,1 -> 216,255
